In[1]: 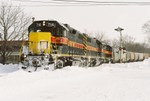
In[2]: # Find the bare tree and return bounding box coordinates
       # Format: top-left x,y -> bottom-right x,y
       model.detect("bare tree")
122,35 -> 135,50
0,3 -> 31,64
142,21 -> 150,34
95,31 -> 105,41
111,38 -> 119,49
111,35 -> 135,49
142,21 -> 150,45
95,31 -> 111,45
111,35 -> 150,53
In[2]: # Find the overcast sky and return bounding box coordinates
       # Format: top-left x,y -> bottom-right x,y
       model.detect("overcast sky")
1,0 -> 150,43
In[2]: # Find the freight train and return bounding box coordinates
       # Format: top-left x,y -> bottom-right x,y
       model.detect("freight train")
20,20 -> 150,71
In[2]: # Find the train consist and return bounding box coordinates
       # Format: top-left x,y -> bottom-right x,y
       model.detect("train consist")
112,49 -> 149,63
20,20 -> 150,71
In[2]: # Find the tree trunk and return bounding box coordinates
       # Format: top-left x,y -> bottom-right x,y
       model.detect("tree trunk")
1,53 -> 6,64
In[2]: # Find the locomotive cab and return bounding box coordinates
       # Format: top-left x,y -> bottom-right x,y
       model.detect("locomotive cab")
28,20 -> 69,54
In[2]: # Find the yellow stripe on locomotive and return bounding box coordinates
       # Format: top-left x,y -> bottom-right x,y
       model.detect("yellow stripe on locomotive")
29,32 -> 51,54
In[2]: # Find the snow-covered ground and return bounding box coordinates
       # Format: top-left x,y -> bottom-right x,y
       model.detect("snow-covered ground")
0,59 -> 150,101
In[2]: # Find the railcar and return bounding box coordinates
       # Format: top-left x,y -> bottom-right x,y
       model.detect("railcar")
134,53 -> 139,61
138,53 -> 144,61
119,50 -> 127,63
144,53 -> 150,59
126,52 -> 131,62
20,20 -> 112,70
112,48 -> 126,63
112,49 -> 120,63
129,52 -> 135,62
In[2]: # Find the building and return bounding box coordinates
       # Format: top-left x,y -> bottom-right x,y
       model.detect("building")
0,40 -> 28,64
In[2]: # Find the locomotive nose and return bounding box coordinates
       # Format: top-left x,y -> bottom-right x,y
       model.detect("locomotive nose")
29,32 -> 51,54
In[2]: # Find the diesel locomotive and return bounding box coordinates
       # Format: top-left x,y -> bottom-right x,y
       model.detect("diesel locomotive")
20,20 -> 112,71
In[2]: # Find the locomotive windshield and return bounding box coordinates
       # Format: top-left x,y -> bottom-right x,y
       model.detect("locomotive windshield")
28,21 -> 68,36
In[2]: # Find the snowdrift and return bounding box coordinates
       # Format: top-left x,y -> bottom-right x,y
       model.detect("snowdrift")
0,58 -> 150,101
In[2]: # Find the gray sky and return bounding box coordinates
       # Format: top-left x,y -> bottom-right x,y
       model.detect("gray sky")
1,0 -> 150,43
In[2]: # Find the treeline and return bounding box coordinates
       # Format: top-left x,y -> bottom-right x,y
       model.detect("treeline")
96,33 -> 150,53
123,42 -> 150,53
120,35 -> 149,53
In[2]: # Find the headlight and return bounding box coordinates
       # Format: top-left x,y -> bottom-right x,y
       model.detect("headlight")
24,55 -> 27,58
45,55 -> 48,58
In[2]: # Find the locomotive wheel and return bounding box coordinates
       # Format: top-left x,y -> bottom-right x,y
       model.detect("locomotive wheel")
88,59 -> 96,67
90,60 -> 96,67
56,59 -> 64,69
65,60 -> 72,66
80,58 -> 88,67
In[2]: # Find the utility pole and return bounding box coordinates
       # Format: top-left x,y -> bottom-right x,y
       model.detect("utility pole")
115,27 -> 124,63
0,33 -> 2,39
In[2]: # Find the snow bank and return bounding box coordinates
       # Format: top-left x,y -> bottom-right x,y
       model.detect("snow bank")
0,64 -> 19,73
0,58 -> 150,101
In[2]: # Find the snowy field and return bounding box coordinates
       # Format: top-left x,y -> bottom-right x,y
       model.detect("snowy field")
0,59 -> 150,101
